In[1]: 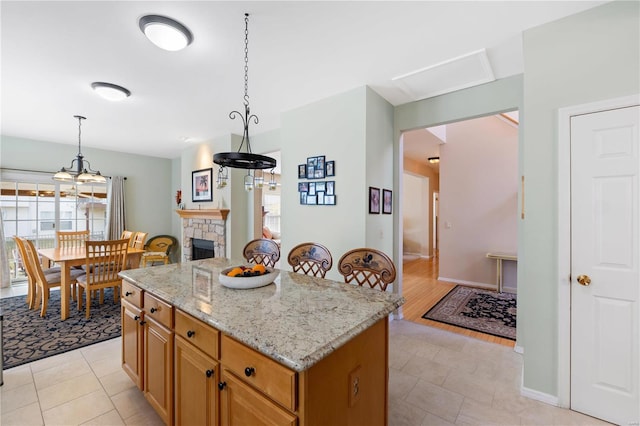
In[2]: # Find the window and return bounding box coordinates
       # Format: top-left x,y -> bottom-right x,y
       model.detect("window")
263,194 -> 281,234
1,170 -> 107,283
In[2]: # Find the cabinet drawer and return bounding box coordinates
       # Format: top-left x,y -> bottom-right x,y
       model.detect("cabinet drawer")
221,334 -> 296,411
121,281 -> 143,308
175,310 -> 220,360
144,292 -> 173,329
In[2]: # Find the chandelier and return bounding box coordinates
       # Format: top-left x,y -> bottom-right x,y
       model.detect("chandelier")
53,115 -> 106,184
213,13 -> 276,191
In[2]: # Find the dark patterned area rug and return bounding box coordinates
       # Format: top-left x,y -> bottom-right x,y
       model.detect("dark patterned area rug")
422,285 -> 516,340
1,288 -> 121,370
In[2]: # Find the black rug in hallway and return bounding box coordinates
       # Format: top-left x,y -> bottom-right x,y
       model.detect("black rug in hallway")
422,285 -> 516,340
1,288 -> 121,370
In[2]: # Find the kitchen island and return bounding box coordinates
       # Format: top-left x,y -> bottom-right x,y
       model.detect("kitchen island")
118,257 -> 404,426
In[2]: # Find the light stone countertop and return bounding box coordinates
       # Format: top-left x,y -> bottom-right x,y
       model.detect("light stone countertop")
119,257 -> 405,372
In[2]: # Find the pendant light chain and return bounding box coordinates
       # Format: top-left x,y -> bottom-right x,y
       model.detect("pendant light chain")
212,12 -> 276,175
244,13 -> 250,106
77,116 -> 84,155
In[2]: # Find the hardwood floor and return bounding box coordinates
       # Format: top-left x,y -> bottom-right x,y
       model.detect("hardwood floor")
401,255 -> 515,348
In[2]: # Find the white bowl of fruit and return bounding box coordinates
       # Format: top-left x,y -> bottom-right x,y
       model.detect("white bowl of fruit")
218,264 -> 279,289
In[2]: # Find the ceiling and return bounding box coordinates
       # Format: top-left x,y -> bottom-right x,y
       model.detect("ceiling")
1,1 -> 606,160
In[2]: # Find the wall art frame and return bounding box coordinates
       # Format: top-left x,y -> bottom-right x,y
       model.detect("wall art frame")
369,187 -> 380,214
192,168 -> 213,202
383,189 -> 393,214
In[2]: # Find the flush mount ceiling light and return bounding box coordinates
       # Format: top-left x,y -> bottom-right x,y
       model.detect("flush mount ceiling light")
139,14 -> 193,51
428,157 -> 440,164
53,116 -> 106,184
213,13 -> 277,192
91,82 -> 131,101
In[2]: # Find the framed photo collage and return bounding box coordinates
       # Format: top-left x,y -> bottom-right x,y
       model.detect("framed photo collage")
298,155 -> 336,206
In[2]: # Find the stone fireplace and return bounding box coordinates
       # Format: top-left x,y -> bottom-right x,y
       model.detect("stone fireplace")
176,209 -> 230,262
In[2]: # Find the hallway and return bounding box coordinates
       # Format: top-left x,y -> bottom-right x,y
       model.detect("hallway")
402,255 -> 515,347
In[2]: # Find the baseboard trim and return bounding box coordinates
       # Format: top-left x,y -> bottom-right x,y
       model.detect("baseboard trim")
520,386 -> 560,407
437,277 -> 496,291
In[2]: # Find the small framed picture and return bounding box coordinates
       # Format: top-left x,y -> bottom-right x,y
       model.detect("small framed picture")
308,182 -> 316,196
317,192 -> 325,205
192,168 -> 213,202
307,165 -> 315,179
325,195 -> 336,205
326,161 -> 335,177
316,156 -> 325,178
298,164 -> 307,179
300,192 -> 308,204
383,189 -> 393,214
298,182 -> 308,192
307,195 -> 317,205
327,181 -> 335,195
192,266 -> 212,302
369,187 -> 380,214
316,181 -> 326,193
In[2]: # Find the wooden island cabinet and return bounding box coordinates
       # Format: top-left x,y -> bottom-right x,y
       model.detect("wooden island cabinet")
119,258 -> 404,425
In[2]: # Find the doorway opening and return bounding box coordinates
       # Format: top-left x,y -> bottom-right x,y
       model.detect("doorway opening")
400,111 -> 519,346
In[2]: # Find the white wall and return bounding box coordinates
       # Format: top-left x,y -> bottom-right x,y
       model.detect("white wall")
402,172 -> 430,257
1,135 -> 174,239
438,115 -> 518,287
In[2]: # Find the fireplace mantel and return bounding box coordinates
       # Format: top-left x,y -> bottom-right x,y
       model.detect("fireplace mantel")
176,209 -> 230,221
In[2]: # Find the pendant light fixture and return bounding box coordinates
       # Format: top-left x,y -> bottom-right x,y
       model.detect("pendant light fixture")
53,115 -> 106,184
213,13 -> 276,191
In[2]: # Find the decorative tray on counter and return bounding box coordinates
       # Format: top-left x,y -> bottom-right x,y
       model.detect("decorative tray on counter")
218,265 -> 279,289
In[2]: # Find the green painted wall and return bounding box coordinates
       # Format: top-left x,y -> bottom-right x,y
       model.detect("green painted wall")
520,0 -> 640,396
1,135 -> 173,239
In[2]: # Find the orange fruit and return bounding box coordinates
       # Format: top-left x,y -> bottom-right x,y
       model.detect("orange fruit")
227,267 -> 244,277
252,264 -> 266,274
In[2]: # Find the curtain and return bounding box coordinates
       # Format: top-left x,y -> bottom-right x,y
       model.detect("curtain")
105,176 -> 126,240
0,211 -> 11,288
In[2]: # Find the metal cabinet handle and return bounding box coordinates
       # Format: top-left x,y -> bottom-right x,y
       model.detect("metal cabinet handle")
245,367 -> 255,377
125,291 -> 133,296
218,381 -> 227,390
150,307 -> 157,313
187,330 -> 195,338
134,315 -> 140,321
206,369 -> 214,378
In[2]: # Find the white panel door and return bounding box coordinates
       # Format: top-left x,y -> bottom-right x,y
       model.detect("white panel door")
571,105 -> 639,425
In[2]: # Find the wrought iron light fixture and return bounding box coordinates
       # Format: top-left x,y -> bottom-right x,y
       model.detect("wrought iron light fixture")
213,13 -> 276,191
53,115 -> 106,184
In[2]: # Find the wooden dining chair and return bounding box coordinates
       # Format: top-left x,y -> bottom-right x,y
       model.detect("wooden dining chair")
120,230 -> 134,245
287,242 -> 333,278
76,238 -> 129,319
141,235 -> 177,267
243,238 -> 280,268
337,248 -> 397,291
56,230 -> 90,248
22,238 -> 85,317
131,232 -> 148,250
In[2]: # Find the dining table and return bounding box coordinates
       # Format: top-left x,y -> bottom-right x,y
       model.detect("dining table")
38,246 -> 146,320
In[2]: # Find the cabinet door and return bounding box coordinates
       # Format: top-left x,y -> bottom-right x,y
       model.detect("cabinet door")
175,336 -> 219,426
219,370 -> 296,426
121,301 -> 143,389
144,318 -> 174,425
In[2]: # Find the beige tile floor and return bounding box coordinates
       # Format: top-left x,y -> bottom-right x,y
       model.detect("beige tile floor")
2,284 -> 610,425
